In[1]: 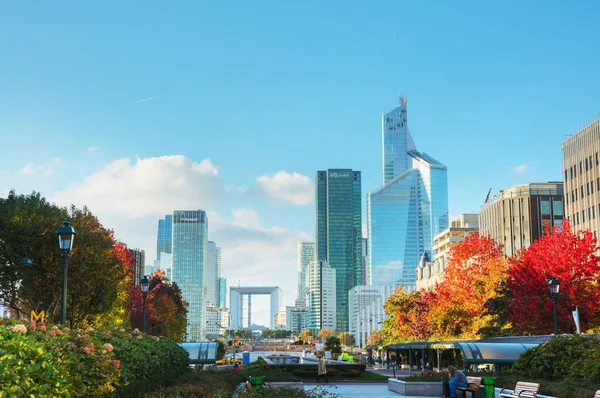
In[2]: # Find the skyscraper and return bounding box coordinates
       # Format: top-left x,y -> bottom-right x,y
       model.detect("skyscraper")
156,215 -> 173,261
306,260 -> 337,334
367,94 -> 448,290
172,210 -> 208,341
316,169 -> 362,332
297,242 -> 315,304
205,241 -> 220,306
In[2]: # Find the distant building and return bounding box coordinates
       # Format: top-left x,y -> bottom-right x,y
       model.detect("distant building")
297,242 -> 315,303
306,260 -> 336,334
204,305 -> 230,340
172,210 -> 209,341
562,119 -> 600,236
316,169 -> 362,332
348,286 -> 395,348
218,277 -> 227,309
361,238 -> 368,286
367,94 -> 448,291
479,183 -> 564,257
156,215 -> 173,261
274,307 -> 288,330
205,242 -> 221,307
128,248 -> 145,286
416,214 -> 479,290
291,298 -> 309,334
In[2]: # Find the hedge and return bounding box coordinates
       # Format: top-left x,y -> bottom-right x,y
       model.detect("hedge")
0,319 -> 189,397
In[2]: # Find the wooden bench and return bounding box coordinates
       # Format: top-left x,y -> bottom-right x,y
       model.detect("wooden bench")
456,376 -> 482,398
499,381 -> 540,397
595,390 -> 600,398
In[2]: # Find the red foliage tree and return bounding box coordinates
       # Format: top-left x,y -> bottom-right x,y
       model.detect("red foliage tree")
507,219 -> 600,334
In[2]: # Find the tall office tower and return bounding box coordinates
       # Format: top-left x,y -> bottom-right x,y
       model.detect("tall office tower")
156,215 -> 173,261
479,183 -> 564,257
127,248 -> 145,286
297,242 -> 315,304
361,238 -> 368,286
172,210 -> 208,341
205,241 -> 221,306
367,94 -> 448,291
218,277 -> 227,308
306,260 -> 337,334
416,214 -> 479,291
316,169 -> 362,332
563,119 -> 600,236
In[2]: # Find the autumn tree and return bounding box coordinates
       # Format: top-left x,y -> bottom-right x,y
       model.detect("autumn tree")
427,233 -> 508,338
298,329 -> 313,343
382,287 -> 432,343
317,328 -> 337,341
366,329 -> 383,347
338,331 -> 354,346
507,220 -> 600,334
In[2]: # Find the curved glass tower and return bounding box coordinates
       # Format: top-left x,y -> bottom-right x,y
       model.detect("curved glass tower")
367,95 -> 448,289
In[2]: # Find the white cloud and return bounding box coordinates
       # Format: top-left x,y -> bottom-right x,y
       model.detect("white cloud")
87,146 -> 102,152
53,155 -> 222,219
19,162 -> 35,175
254,171 -> 313,205
512,163 -> 529,175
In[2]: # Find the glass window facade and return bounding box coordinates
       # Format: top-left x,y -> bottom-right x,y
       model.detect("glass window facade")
156,214 -> 173,261
315,169 -> 362,333
368,96 -> 448,290
172,210 -> 208,341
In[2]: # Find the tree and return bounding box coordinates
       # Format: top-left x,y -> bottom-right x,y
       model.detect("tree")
382,287 -> 432,342
317,328 -> 336,341
0,191 -> 126,325
338,331 -> 354,346
216,340 -> 226,360
298,329 -> 312,344
325,336 -> 341,354
507,220 -> 600,334
427,233 -> 508,338
366,329 -> 383,347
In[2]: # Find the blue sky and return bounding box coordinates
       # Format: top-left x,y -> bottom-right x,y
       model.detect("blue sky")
2,1 -> 600,326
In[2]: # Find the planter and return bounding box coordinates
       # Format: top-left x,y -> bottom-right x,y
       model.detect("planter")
388,378 -> 443,396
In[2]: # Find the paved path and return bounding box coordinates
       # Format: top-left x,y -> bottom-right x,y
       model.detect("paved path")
303,383 -> 437,398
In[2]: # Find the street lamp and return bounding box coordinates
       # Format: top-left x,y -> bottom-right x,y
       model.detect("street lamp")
57,221 -> 76,326
140,276 -> 150,333
548,277 -> 560,335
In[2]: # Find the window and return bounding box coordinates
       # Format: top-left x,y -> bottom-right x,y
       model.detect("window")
580,162 -> 583,174
596,153 -> 599,166
586,158 -> 589,171
571,167 -> 574,178
565,170 -> 568,181
582,211 -> 586,223
593,206 -> 596,219
553,200 -> 563,216
587,183 -> 590,195
581,186 -> 584,198
541,200 -> 551,215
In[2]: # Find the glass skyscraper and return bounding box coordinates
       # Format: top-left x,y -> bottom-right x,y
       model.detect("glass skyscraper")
156,215 -> 173,261
367,95 -> 448,289
172,210 -> 208,341
316,169 -> 362,332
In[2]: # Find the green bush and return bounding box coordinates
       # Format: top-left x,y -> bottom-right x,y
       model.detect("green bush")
0,320 -> 189,397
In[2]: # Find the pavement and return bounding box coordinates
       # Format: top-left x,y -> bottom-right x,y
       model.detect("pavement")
302,382 -> 437,398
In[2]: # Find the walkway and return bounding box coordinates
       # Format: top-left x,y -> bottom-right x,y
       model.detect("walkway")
303,382 -> 437,398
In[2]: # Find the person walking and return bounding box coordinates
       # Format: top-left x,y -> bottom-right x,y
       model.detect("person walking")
316,354 -> 329,383
447,366 -> 468,398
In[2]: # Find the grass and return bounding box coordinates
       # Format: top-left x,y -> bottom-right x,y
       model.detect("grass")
357,371 -> 389,381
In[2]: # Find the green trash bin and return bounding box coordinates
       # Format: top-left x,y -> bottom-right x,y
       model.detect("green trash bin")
482,376 -> 495,398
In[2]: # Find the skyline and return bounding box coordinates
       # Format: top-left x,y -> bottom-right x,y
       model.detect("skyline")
2,1 -> 600,326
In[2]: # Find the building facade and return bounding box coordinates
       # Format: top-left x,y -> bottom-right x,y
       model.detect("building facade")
348,285 -> 395,348
306,260 -> 337,334
128,248 -> 145,286
479,183 -> 564,257
156,215 -> 173,261
274,307 -> 288,330
367,95 -> 449,291
416,214 -> 479,290
563,119 -> 600,236
297,242 -> 315,303
204,305 -> 231,340
290,298 -> 309,334
172,210 -> 208,341
218,277 -> 227,309
316,169 -> 362,332
205,241 -> 220,307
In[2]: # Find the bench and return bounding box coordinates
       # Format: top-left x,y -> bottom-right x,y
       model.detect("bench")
595,390 -> 600,398
499,381 -> 540,397
456,376 -> 482,398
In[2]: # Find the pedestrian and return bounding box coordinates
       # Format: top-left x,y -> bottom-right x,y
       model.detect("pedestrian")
316,354 -> 329,383
447,366 -> 468,398
234,361 -> 240,374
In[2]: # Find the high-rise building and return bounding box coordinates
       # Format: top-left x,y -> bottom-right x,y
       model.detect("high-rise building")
128,248 -> 145,286
348,285 -> 395,348
316,169 -> 362,332
367,94 -> 448,291
306,260 -> 337,334
562,119 -> 600,236
297,242 -> 315,303
290,298 -> 309,334
156,215 -> 173,261
416,214 -> 479,290
218,277 -> 227,308
172,210 -> 208,341
205,241 -> 220,307
479,183 -> 564,257
274,307 -> 288,330
204,305 -> 230,340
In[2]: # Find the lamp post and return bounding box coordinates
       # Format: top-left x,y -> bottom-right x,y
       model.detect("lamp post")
140,276 -> 150,333
548,277 -> 560,335
57,221 -> 76,326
